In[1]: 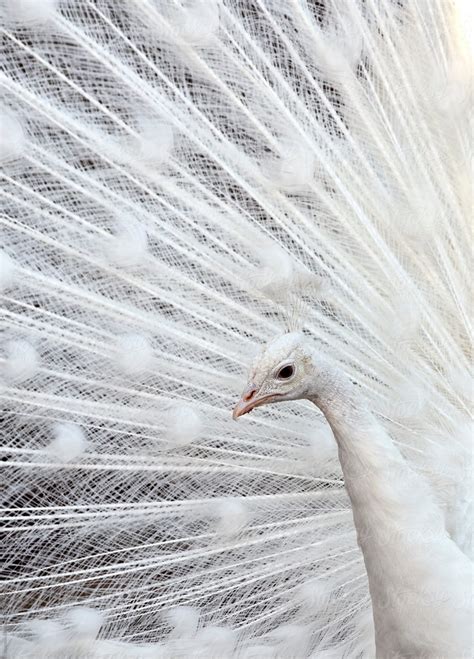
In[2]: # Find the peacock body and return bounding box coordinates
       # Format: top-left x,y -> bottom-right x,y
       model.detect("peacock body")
0,0 -> 472,657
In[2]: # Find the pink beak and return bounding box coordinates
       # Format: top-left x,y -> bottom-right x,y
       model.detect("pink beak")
233,385 -> 282,420
232,383 -> 259,420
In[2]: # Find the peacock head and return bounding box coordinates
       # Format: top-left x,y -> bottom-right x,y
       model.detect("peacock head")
233,332 -> 314,419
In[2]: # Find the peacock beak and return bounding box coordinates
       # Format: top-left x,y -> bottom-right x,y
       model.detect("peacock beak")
233,385 -> 282,420
232,383 -> 258,420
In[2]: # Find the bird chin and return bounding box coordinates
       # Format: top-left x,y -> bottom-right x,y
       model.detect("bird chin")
233,393 -> 283,420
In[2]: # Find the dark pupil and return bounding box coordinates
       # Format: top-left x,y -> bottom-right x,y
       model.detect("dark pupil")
277,365 -> 294,379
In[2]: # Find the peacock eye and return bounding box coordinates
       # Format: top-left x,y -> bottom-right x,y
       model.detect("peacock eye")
276,364 -> 295,380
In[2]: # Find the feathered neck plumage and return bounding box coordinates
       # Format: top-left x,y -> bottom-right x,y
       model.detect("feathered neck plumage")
305,355 -> 471,658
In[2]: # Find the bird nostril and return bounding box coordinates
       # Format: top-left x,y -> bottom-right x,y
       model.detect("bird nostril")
243,386 -> 257,402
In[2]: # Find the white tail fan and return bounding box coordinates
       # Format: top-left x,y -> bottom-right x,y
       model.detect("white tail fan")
1,0 -> 472,657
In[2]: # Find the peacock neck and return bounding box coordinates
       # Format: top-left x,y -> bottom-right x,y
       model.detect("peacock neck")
306,361 -> 432,518
306,362 -> 446,548
306,367 -> 413,536
306,363 -> 450,644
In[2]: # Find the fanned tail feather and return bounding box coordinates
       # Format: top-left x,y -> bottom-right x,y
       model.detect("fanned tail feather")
1,0 -> 471,656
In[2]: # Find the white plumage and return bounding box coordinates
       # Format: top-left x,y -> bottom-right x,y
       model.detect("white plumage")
47,421 -> 88,462
1,0 -> 472,657
2,338 -> 39,384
